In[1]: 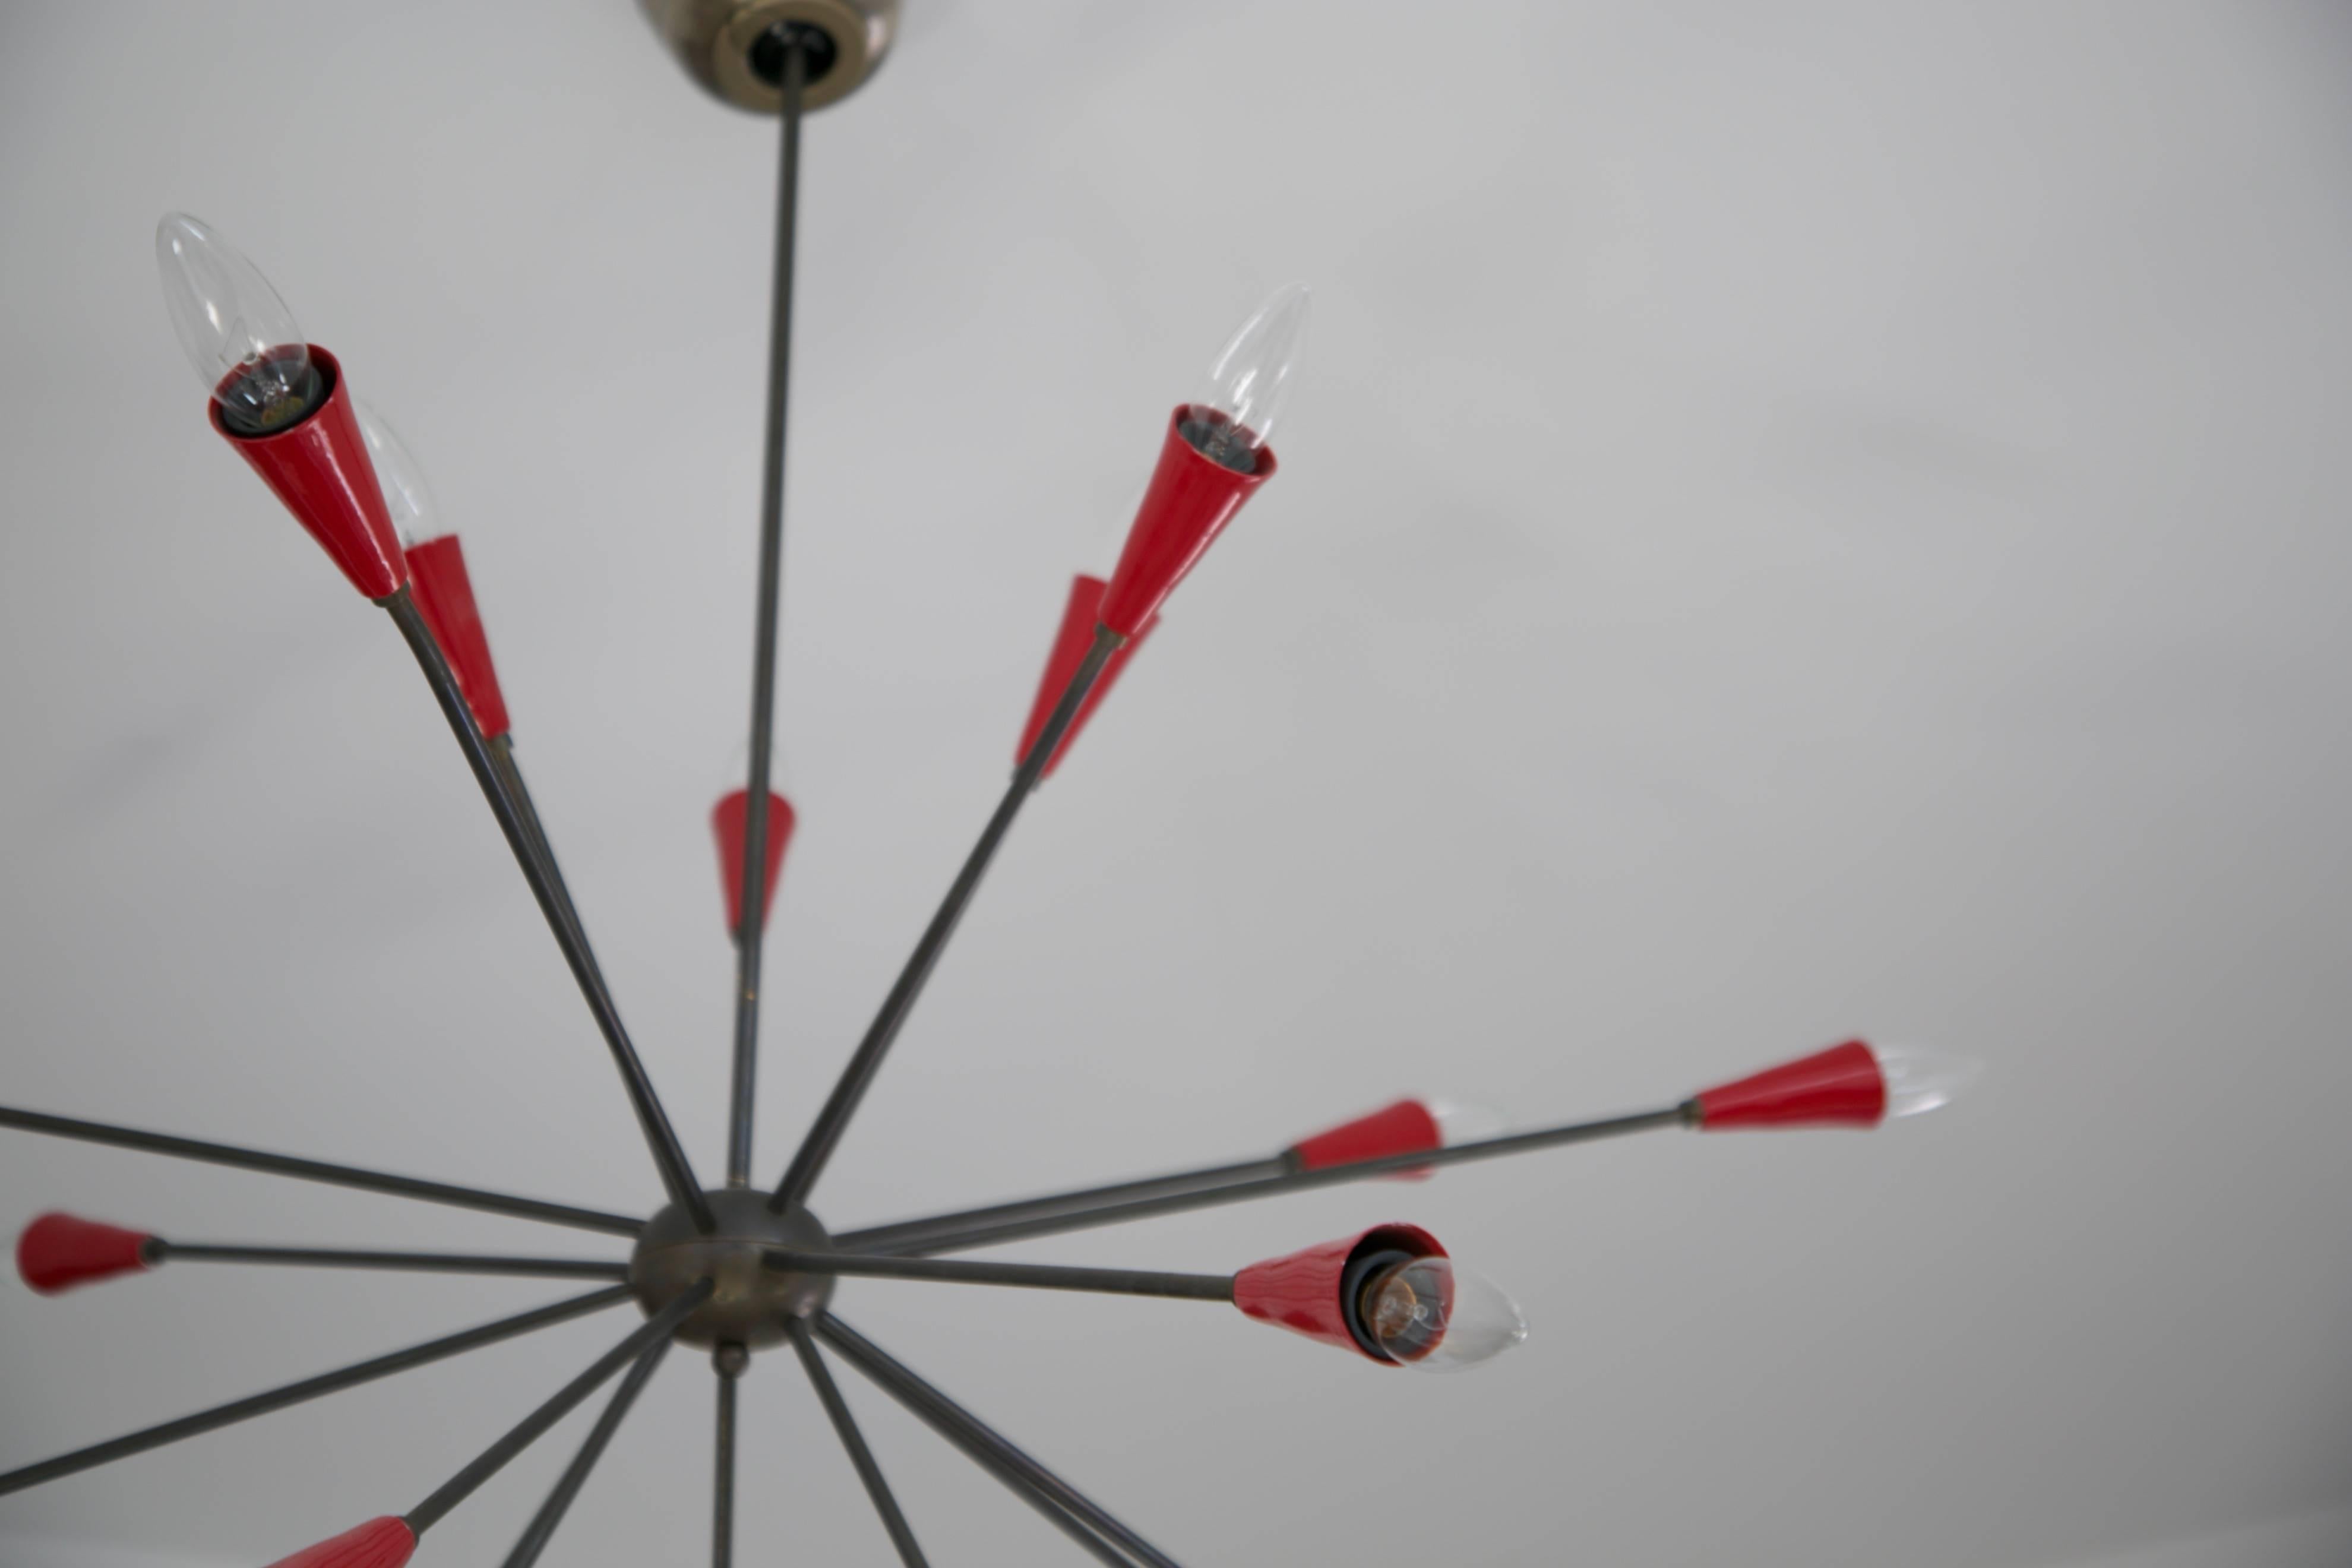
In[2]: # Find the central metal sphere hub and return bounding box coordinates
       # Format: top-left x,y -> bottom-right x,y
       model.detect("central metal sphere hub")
630,1188 -> 832,1348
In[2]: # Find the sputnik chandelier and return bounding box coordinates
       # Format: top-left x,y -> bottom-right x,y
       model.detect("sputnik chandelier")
3,6 -> 1980,1566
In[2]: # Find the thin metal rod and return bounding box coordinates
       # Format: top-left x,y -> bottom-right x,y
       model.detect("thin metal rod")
500,1340 -> 670,1568
489,735 -> 596,979
385,586 -> 715,1232
0,1285 -> 632,1497
839,1154 -> 1292,1256
786,1320 -> 930,1568
150,1241 -> 628,1280
406,1281 -> 713,1534
772,628 -> 1124,1213
817,1313 -> 1179,1568
768,1250 -> 1232,1302
0,1102 -> 640,1237
729,31 -> 808,1190
712,1358 -> 739,1568
847,1107 -> 1690,1256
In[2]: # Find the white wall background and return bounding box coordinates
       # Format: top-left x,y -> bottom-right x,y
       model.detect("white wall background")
2,2 -> 2350,1564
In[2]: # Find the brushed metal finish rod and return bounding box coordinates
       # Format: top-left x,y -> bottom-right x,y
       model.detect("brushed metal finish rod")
406,1281 -> 713,1534
729,28 -> 808,1189
148,1241 -> 628,1280
772,628 -> 1124,1213
767,1250 -> 1234,1302
0,1285 -> 633,1497
817,1314 -> 1179,1568
712,1355 -> 740,1568
837,1154 -> 1292,1256
786,1322 -> 930,1568
488,735 -> 599,990
500,1341 -> 670,1568
854,1107 -> 1691,1256
387,586 -> 715,1232
0,1102 -> 641,1237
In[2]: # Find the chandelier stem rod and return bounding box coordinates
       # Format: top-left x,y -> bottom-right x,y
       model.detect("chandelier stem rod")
844,1106 -> 1691,1256
487,734 -> 587,969
406,1280 -> 713,1535
786,1321 -> 931,1568
147,1241 -> 628,1279
816,1313 -> 1174,1568
834,1154 -> 1292,1256
728,28 -> 808,1189
712,1352 -> 740,1568
0,1285 -> 633,1497
768,1250 -> 1233,1301
0,1102 -> 641,1236
771,627 -> 1125,1213
500,1340 -> 670,1568
385,586 -> 716,1232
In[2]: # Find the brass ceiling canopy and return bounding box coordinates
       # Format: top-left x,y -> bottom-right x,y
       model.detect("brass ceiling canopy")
639,0 -> 900,113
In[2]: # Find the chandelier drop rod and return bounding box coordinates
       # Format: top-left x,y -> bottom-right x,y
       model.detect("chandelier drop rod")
144,1239 -> 628,1279
786,1321 -> 931,1568
404,1281 -> 714,1535
713,1342 -> 744,1568
0,1102 -> 642,1236
817,1313 -> 1175,1568
0,1284 -> 633,1497
384,584 -> 717,1232
729,29 -> 808,1189
848,1106 -> 1691,1256
767,1249 -> 1234,1302
771,627 -> 1126,1213
500,1340 -> 671,1568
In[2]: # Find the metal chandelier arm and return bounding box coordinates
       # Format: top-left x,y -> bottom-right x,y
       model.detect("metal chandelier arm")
767,1250 -> 1234,1303
500,1339 -> 671,1568
770,627 -> 1124,1213
385,586 -> 716,1233
815,1313 -> 1177,1568
786,1320 -> 931,1568
146,1240 -> 628,1280
834,1153 -> 1293,1256
0,1102 -> 641,1237
712,1342 -> 747,1568
0,1285 -> 633,1497
844,1107 -> 1692,1256
728,27 -> 808,1190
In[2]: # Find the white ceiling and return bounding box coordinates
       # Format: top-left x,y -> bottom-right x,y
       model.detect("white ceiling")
4,2 -> 2351,1564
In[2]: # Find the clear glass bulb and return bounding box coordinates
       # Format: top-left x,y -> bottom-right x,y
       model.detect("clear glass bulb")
1357,1256 -> 1527,1372
154,212 -> 320,435
355,402 -> 440,549
1428,1099 -> 1506,1146
1182,282 -> 1308,474
1874,1045 -> 1983,1118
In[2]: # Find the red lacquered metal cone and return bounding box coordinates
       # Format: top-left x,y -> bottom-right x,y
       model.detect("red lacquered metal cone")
16,1212 -> 153,1295
1017,574 -> 1155,778
1289,1099 -> 1442,1178
1693,1039 -> 1887,1130
713,789 -> 795,935
263,1516 -> 415,1568
1232,1224 -> 1443,1362
1096,408 -> 1275,637
213,346 -> 406,600
403,535 -> 511,738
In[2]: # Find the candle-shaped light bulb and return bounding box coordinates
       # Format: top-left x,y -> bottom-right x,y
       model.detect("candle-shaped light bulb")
155,213 -> 321,435
1183,283 -> 1308,473
1357,1254 -> 1526,1372
356,402 -> 440,549
1876,1045 -> 1982,1119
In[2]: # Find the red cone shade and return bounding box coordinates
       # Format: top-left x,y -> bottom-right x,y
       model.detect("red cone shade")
1017,574 -> 1155,778
213,346 -> 406,600
1096,408 -> 1275,637
263,1516 -> 415,1568
1232,1224 -> 1444,1362
403,535 -> 511,739
713,788 -> 795,934
1289,1099 -> 1442,1178
16,1212 -> 153,1295
1694,1039 -> 1887,1130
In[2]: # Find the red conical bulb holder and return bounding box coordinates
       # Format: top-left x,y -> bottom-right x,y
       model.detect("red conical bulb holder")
17,1212 -> 154,1295
713,788 -> 795,935
404,535 -> 511,738
263,1516 -> 415,1568
1693,1039 -> 1887,1130
1017,574 -> 1155,778
1232,1224 -> 1444,1362
213,345 -> 406,600
1288,1099 -> 1442,1179
1095,407 -> 1275,637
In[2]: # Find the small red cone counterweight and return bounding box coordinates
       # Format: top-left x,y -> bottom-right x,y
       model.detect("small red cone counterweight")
402,536 -> 511,739
15,1212 -> 153,1295
713,789 -> 796,935
1288,1099 -> 1442,1177
1693,1039 -> 1887,1130
262,1516 -> 416,1568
